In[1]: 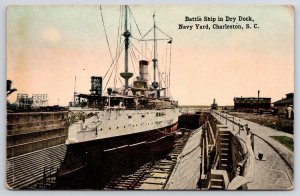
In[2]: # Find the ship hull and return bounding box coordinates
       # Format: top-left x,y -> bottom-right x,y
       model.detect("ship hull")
56,122 -> 178,189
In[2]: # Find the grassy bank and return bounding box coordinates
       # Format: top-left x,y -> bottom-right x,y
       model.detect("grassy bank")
270,136 -> 294,151
229,112 -> 294,134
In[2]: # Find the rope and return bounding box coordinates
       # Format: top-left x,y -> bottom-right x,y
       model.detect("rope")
113,60 -> 120,88
102,6 -> 124,86
141,26 -> 154,40
133,50 -> 139,74
156,26 -> 173,40
129,48 -> 136,74
130,47 -> 138,63
157,65 -> 173,99
128,7 -> 143,37
129,40 -> 148,59
103,56 -> 116,80
106,48 -> 122,91
145,42 -> 153,60
112,6 -> 123,88
169,42 -> 172,96
99,6 -> 114,61
104,44 -> 124,92
118,74 -> 124,86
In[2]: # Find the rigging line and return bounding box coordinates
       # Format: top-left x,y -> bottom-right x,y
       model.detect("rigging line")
116,7 -> 123,62
106,62 -> 118,91
128,7 -> 143,37
129,48 -> 136,74
141,40 -> 144,59
156,65 -> 166,86
104,63 -> 116,93
156,26 -> 173,39
165,44 -> 169,94
115,62 -> 123,87
117,75 -> 123,86
129,11 -> 132,33
169,43 -> 173,99
165,44 -> 167,87
129,47 -> 139,72
103,44 -> 124,92
113,6 -> 123,89
146,66 -> 153,84
129,40 -> 148,59
148,62 -> 155,84
129,36 -> 143,60
103,40 -> 124,80
115,6 -> 123,62
102,11 -> 123,81
157,63 -> 173,99
115,60 -> 124,87
140,38 -> 171,41
145,42 -> 152,60
130,46 -> 138,63
130,36 -> 143,41
120,6 -> 124,40
104,48 -> 124,93
113,61 -> 119,88
134,36 -> 152,59
103,57 -> 115,80
99,5 -> 114,61
140,26 -> 154,40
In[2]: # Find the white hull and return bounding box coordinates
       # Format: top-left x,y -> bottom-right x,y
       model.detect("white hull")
67,107 -> 180,144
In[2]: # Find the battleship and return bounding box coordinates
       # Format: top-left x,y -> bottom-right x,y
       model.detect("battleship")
56,5 -> 180,187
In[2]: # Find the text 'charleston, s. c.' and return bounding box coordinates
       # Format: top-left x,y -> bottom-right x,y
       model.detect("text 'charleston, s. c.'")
178,16 -> 259,30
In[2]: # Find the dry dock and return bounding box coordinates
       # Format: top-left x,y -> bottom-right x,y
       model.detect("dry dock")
6,110 -> 294,190
6,111 -> 68,189
212,112 -> 293,189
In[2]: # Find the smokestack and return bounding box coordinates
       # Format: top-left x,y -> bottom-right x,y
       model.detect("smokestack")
90,76 -> 102,95
258,90 -> 260,99
139,60 -> 149,82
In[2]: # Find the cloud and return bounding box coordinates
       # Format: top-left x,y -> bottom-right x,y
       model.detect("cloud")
41,27 -> 61,43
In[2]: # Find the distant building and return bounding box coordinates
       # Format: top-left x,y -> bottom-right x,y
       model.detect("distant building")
273,93 -> 294,114
15,93 -> 33,108
13,93 -> 48,110
32,94 -> 48,107
233,97 -> 271,112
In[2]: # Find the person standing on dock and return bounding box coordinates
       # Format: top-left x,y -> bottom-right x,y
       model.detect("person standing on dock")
286,105 -> 293,119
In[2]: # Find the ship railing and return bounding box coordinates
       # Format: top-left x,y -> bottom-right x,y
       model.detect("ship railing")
104,105 -> 126,110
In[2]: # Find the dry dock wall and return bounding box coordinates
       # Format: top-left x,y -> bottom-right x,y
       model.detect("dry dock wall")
169,112 -> 254,190
7,111 -> 68,158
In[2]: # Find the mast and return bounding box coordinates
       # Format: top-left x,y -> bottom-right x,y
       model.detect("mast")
73,76 -> 76,103
152,13 -> 158,89
120,5 -> 133,89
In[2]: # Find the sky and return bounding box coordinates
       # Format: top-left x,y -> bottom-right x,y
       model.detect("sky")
7,5 -> 294,106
